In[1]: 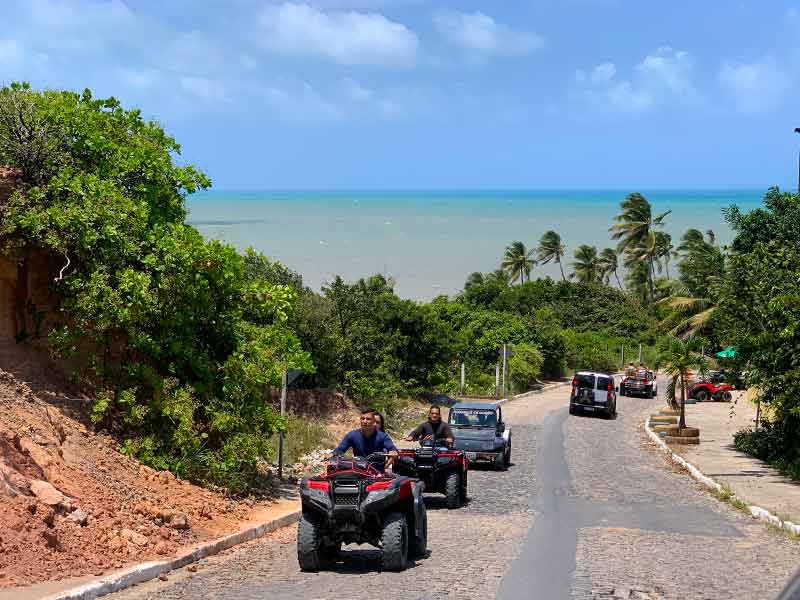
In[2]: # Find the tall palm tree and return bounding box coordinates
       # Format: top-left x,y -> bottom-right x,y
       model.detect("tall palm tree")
570,245 -> 600,283
656,336 -> 709,430
610,193 -> 671,302
598,248 -> 622,288
536,230 -> 566,281
501,241 -> 535,284
658,228 -> 725,339
654,231 -> 676,279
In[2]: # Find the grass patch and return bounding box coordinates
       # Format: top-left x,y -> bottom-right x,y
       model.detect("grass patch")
270,414 -> 333,465
709,482 -> 750,514
766,523 -> 800,541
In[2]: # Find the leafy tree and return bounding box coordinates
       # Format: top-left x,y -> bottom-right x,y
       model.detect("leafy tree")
501,240 -> 535,284
610,192 -> 671,302
462,269 -> 511,306
717,188 -> 800,477
0,84 -> 312,490
570,244 -> 600,283
536,230 -> 566,281
508,342 -> 544,392
656,336 -> 708,430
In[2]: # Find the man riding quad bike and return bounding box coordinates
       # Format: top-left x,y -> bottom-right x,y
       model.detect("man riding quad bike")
297,409 -> 427,572
394,405 -> 468,508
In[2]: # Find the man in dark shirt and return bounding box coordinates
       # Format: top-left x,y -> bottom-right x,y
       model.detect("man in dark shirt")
333,408 -> 398,472
405,405 -> 454,446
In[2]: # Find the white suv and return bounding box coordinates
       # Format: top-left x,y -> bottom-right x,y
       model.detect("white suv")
569,371 -> 617,417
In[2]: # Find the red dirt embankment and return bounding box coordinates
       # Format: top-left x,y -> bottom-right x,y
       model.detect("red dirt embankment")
0,343 -> 282,589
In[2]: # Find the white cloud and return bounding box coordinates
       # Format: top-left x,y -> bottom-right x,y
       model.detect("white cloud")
257,3 -> 419,66
433,10 -> 544,57
574,47 -> 696,115
637,46 -> 693,94
719,56 -> 791,114
590,62 -> 616,85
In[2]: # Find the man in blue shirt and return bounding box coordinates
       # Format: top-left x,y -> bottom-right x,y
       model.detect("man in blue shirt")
333,408 -> 398,472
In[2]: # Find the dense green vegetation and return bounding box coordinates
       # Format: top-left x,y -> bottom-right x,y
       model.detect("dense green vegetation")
2,83 -> 797,488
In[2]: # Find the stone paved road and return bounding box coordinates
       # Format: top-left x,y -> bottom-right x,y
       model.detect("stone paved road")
111,383 -> 799,600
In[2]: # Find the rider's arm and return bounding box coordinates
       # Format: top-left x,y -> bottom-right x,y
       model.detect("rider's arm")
333,431 -> 354,456
442,423 -> 455,445
382,433 -> 399,467
404,424 -> 423,442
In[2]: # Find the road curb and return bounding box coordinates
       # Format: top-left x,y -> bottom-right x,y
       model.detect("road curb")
511,380 -> 571,402
644,418 -> 800,537
45,508 -> 301,600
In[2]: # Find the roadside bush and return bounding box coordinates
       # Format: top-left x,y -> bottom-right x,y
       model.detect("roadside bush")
734,418 -> 800,481
0,84 -> 312,492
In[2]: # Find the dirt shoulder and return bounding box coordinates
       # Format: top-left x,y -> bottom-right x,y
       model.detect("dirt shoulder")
0,342 -> 292,589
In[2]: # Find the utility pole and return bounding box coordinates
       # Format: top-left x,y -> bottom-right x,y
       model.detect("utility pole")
495,363 -> 500,399
278,370 -> 288,480
460,362 -> 465,395
501,344 -> 507,399
795,128 -> 800,193
638,343 -> 643,363
621,345 -> 625,369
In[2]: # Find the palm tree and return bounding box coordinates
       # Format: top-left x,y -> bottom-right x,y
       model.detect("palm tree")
654,231 -> 676,279
570,245 -> 600,283
656,336 -> 709,430
610,193 -> 671,302
658,228 -> 725,339
536,230 -> 566,281
598,248 -> 622,288
501,241 -> 535,284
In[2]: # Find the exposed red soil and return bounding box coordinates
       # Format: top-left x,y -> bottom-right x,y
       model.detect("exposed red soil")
0,342 -> 285,589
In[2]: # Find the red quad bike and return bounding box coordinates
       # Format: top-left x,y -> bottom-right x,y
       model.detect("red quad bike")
297,453 -> 427,572
690,381 -> 733,402
394,438 -> 468,509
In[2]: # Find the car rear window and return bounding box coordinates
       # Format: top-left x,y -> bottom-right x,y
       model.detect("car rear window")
575,374 -> 595,389
596,376 -> 612,390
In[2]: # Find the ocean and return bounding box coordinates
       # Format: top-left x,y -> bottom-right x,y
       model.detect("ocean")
186,190 -> 764,300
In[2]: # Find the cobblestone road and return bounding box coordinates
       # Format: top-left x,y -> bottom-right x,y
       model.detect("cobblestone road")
111,385 -> 799,600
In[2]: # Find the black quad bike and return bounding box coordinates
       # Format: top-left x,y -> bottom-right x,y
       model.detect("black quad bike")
298,453 -> 427,572
394,439 -> 468,509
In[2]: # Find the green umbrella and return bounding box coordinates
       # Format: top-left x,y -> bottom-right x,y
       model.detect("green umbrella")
715,346 -> 736,358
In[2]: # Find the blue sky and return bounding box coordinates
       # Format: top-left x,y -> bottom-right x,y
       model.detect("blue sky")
3,0 -> 800,189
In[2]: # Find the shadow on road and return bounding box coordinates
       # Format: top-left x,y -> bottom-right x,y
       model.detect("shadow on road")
322,548 -> 428,573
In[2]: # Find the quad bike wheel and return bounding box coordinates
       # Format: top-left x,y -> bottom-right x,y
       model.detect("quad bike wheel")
445,471 -> 463,508
569,404 -> 577,416
695,389 -> 709,402
460,472 -> 468,503
504,444 -> 511,467
297,515 -> 324,572
410,502 -> 427,558
381,512 -> 409,571
720,390 -> 733,402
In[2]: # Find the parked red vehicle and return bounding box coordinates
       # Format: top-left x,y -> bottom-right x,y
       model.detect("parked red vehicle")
689,380 -> 733,402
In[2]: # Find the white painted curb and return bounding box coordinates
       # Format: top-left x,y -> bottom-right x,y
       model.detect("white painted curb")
511,380 -> 571,402
45,509 -> 301,600
644,418 -> 800,537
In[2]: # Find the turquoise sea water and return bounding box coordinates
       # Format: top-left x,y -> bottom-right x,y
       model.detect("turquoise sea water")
186,190 -> 764,300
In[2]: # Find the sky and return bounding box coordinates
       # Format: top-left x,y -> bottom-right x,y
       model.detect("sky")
2,0 -> 800,190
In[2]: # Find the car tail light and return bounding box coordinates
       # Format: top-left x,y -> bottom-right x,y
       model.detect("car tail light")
366,480 -> 392,492
571,378 -> 577,391
308,480 -> 329,492
607,383 -> 613,392
643,380 -> 650,385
